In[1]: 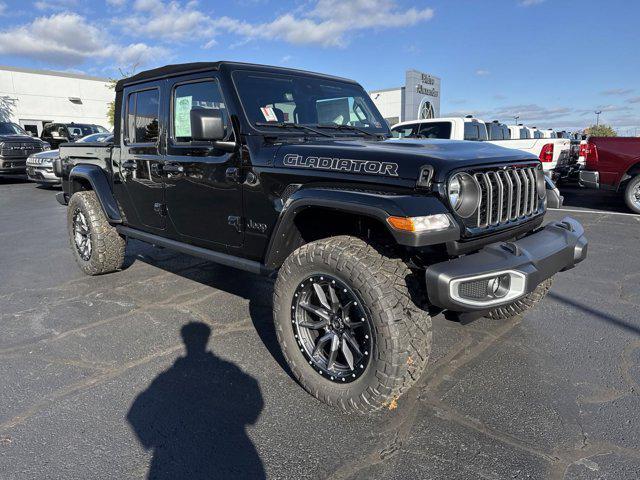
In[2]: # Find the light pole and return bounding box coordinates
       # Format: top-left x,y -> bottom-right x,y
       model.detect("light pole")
514,115 -> 520,125
595,110 -> 602,127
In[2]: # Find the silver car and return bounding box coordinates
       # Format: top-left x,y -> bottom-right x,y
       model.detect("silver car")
27,133 -> 112,186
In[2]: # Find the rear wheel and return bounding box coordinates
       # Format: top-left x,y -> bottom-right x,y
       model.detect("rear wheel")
623,175 -> 640,214
67,191 -> 126,275
273,235 -> 431,413
484,278 -> 553,320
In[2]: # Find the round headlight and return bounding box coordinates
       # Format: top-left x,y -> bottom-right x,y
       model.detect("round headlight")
448,176 -> 462,209
448,173 -> 481,218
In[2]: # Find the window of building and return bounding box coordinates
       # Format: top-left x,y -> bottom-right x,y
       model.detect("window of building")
126,89 -> 159,144
172,80 -> 228,142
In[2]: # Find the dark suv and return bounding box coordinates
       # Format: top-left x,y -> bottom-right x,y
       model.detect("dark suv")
0,122 -> 50,176
41,123 -> 109,149
55,62 -> 588,413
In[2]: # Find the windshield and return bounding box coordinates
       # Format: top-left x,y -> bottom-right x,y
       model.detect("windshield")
0,122 -> 28,135
233,70 -> 389,135
391,122 -> 451,139
78,133 -> 113,143
66,124 -> 102,137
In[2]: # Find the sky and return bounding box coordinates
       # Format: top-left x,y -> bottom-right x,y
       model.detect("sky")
0,0 -> 638,133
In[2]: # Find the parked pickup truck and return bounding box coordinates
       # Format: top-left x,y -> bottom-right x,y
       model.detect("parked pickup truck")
0,122 -> 50,176
392,118 -> 572,178
54,62 -> 587,413
578,136 -> 640,213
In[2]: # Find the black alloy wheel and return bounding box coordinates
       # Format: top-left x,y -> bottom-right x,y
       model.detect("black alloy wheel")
291,275 -> 373,383
72,208 -> 92,261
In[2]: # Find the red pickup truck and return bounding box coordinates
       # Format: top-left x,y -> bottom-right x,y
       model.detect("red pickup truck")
579,137 -> 640,213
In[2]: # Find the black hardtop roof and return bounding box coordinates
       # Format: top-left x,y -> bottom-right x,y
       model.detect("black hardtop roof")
115,61 -> 358,91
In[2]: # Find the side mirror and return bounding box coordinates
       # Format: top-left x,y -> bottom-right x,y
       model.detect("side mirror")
190,108 -> 225,141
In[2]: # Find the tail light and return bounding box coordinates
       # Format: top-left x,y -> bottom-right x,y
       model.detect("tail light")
579,142 -> 588,158
539,143 -> 554,162
584,143 -> 599,170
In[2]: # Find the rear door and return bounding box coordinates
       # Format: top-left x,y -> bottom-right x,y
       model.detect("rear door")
118,83 -> 166,230
163,73 -> 243,248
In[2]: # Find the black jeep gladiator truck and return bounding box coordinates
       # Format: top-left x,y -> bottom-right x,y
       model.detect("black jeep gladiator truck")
54,62 -> 587,413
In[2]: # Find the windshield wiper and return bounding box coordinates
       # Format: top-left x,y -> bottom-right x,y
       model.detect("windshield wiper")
315,123 -> 379,138
254,122 -> 332,138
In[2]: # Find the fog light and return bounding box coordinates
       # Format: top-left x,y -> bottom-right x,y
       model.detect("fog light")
487,274 -> 511,298
450,270 -> 527,307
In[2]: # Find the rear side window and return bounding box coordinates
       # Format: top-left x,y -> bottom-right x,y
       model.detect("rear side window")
419,122 -> 452,139
464,122 -> 487,141
172,80 -> 228,143
519,128 -> 530,139
391,124 -> 420,138
487,124 -> 509,140
126,89 -> 160,144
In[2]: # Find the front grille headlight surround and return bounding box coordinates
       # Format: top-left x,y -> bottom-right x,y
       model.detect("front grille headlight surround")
448,172 -> 481,218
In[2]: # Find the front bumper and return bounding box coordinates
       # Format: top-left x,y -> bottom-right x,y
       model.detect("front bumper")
425,216 -> 587,312
26,165 -> 60,184
0,158 -> 27,174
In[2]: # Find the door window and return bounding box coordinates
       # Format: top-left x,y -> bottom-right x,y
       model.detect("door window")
171,80 -> 228,143
126,89 -> 160,144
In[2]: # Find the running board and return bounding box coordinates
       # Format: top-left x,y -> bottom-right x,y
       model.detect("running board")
116,226 -> 272,276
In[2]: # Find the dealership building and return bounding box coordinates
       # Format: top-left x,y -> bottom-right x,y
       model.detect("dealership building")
369,69 -> 441,127
0,66 -> 113,136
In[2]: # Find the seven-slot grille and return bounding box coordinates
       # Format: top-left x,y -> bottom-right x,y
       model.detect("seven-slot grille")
472,166 -> 539,228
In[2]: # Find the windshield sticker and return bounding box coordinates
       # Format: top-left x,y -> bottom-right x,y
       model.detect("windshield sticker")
260,106 -> 278,122
175,96 -> 192,137
283,154 -> 399,176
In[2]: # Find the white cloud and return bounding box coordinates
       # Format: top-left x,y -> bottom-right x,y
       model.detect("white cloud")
0,13 -> 165,67
119,0 -> 435,47
34,0 -> 78,11
519,0 -> 545,6
601,88 -> 634,96
0,2 -> 6,15
118,0 -> 214,41
629,97 -> 640,104
475,69 -> 490,76
106,0 -> 126,6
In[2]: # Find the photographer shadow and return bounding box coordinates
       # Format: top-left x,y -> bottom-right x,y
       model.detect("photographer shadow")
127,322 -> 265,479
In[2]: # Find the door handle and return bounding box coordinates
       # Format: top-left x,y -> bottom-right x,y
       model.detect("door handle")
121,160 -> 136,170
162,163 -> 184,174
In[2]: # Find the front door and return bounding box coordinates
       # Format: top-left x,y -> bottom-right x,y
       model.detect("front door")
163,75 -> 243,248
118,83 -> 166,230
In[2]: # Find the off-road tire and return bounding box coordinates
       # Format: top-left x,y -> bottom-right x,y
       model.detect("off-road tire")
273,235 -> 432,414
67,191 -> 126,275
623,175 -> 640,214
484,278 -> 553,320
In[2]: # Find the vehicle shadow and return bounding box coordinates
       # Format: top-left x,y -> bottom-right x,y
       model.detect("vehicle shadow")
127,321 -> 266,479
558,185 -> 630,214
0,175 -> 30,185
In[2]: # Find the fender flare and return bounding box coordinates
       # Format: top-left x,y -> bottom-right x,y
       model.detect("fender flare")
68,164 -> 122,224
263,187 -> 459,269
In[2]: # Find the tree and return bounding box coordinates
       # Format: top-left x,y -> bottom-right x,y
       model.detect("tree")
585,124 -> 617,137
106,79 -> 117,127
106,63 -> 140,127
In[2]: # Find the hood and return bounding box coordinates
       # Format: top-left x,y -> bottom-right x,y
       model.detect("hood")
0,134 -> 45,144
275,137 -> 539,183
30,149 -> 59,159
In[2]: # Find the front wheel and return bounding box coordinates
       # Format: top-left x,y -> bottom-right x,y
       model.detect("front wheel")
273,236 -> 432,413
623,175 -> 640,214
67,191 -> 126,275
